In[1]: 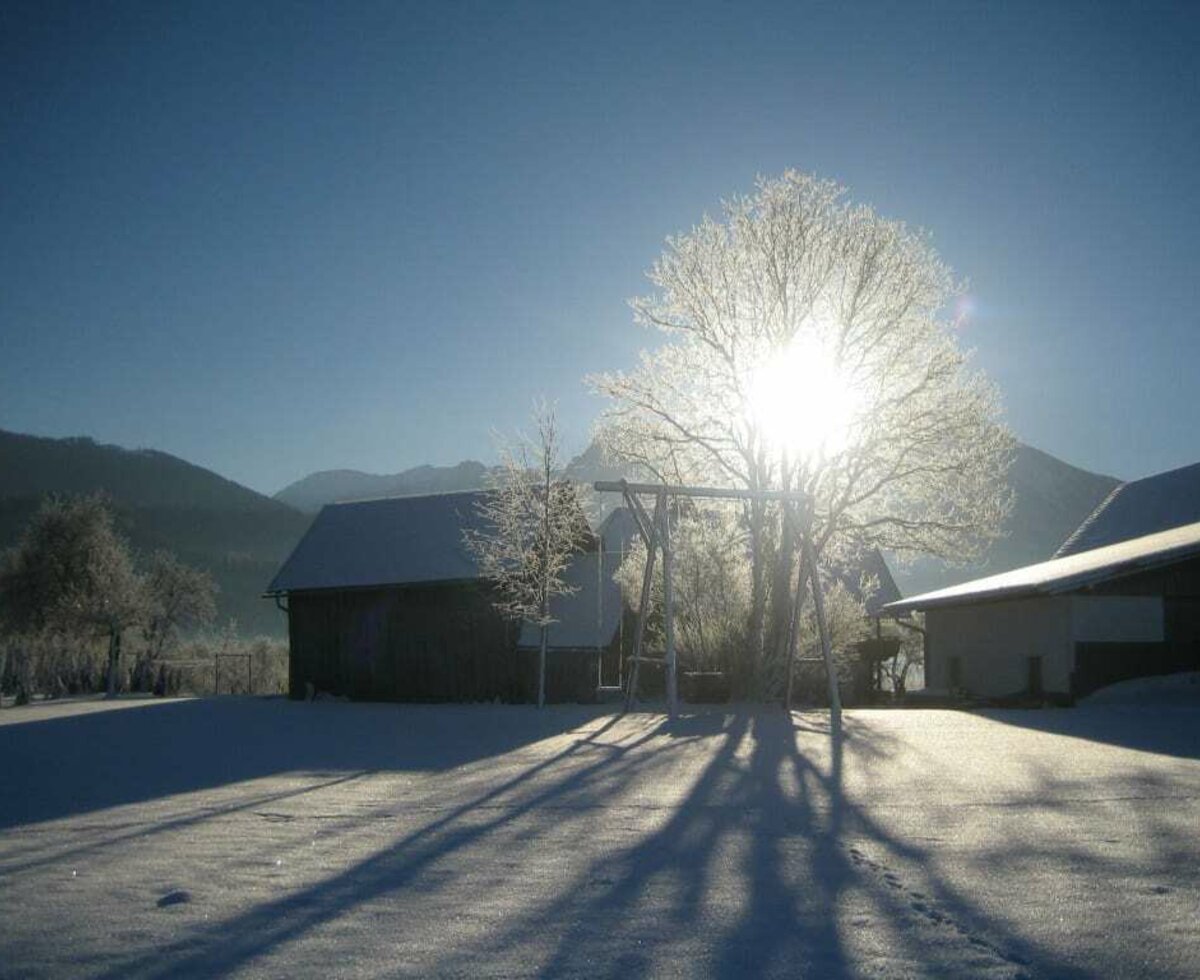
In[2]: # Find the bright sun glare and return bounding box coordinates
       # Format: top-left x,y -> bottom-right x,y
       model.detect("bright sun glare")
746,335 -> 861,460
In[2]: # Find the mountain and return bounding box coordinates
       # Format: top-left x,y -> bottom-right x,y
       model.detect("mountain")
273,443 -> 635,522
889,444 -> 1121,596
3,425 -> 1114,635
0,430 -> 311,636
275,461 -> 492,513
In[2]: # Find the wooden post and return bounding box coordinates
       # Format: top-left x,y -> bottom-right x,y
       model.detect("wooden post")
661,492 -> 678,719
783,538 -> 810,713
804,534 -> 842,736
625,493 -> 661,710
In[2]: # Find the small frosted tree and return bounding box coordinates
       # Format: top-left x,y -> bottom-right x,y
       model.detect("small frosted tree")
0,495 -> 146,698
139,550 -> 218,675
789,575 -> 874,696
464,403 -> 587,707
614,505 -> 751,672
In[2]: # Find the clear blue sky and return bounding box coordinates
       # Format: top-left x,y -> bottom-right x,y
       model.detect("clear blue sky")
3,1 -> 1198,495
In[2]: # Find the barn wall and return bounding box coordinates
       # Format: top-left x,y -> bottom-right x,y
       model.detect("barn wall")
287,585 -> 602,703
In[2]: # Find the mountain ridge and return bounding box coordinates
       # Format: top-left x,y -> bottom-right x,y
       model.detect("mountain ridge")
275,461 -> 492,512
274,440 -> 1122,596
0,429 -> 310,635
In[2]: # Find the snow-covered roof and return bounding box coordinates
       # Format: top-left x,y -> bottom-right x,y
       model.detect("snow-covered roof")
266,490 -> 497,593
885,519 -> 1200,613
1056,460 -> 1200,557
517,551 -> 624,651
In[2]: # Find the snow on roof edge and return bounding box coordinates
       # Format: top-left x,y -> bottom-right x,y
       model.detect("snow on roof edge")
885,519 -> 1200,613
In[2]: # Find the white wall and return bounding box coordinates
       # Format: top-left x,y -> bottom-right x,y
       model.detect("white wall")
924,593 -> 1168,697
925,597 -> 1074,696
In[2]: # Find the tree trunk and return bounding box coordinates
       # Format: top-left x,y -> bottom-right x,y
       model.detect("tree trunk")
746,498 -> 769,697
768,500 -> 797,697
661,497 -> 677,718
105,627 -> 122,699
783,544 -> 811,713
538,622 -> 548,709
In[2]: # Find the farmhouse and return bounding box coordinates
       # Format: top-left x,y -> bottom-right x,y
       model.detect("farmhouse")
885,521 -> 1200,700
266,491 -> 623,703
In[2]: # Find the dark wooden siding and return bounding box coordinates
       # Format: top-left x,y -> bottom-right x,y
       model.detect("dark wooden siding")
1093,555 -> 1200,601
1072,555 -> 1200,697
287,583 -> 601,703
1072,641 -> 1200,698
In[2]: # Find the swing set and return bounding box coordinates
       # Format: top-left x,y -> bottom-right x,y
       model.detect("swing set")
593,479 -> 843,729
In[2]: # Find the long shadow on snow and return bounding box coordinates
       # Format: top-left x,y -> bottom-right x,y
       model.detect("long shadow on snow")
0,697 -> 612,829
90,708 -> 1102,978
0,771 -> 372,876
91,710 -> 670,979
433,710 -> 1092,979
980,704 -> 1200,759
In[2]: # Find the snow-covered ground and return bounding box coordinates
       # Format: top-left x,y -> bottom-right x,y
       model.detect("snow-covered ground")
1080,671 -> 1200,705
2,696 -> 1198,978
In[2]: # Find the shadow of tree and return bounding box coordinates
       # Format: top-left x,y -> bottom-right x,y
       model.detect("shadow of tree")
0,698 -> 617,829
80,707 -> 1135,978
428,711 -> 1081,978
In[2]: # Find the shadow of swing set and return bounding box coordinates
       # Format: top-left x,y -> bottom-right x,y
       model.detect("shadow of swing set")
594,480 -> 847,731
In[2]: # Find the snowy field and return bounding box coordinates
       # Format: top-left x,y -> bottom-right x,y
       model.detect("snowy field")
2,697 -> 1198,978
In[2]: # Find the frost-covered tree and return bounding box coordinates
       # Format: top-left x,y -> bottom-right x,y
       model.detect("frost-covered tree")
790,575 -> 874,692
464,403 -> 588,707
591,171 -> 1013,694
614,505 -> 750,672
880,614 -> 925,695
140,550 -> 218,664
0,495 -> 146,698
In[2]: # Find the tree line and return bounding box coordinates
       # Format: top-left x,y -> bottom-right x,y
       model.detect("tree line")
0,494 -> 219,703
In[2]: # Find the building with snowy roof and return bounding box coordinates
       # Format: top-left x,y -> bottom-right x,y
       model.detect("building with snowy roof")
266,491 -> 624,703
1056,460 -> 1200,557
885,520 -> 1200,700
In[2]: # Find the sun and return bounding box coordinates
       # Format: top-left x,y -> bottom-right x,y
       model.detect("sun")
745,334 -> 861,460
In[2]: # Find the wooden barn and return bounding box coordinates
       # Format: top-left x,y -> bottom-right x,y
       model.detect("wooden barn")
885,520 -> 1200,700
266,491 -> 624,703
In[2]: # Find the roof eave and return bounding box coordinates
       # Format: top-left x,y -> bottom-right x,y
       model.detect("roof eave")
263,576 -> 487,597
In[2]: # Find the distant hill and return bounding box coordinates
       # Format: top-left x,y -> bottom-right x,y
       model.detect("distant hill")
275,461 -> 492,513
0,430 -> 310,636
273,445 -> 634,523
889,444 -> 1121,596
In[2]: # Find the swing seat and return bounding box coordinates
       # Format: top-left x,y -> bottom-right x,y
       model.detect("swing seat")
681,671 -> 730,704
